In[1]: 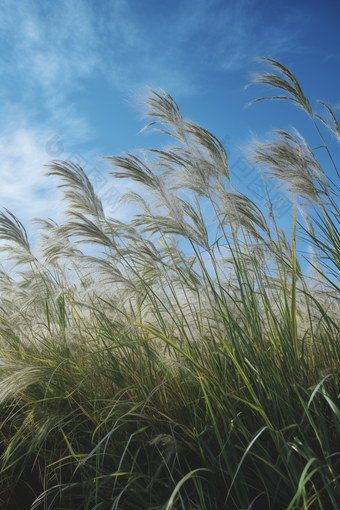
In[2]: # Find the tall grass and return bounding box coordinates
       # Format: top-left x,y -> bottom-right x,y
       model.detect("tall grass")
0,58 -> 340,509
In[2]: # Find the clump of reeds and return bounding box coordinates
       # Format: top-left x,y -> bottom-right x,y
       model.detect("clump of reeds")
0,58 -> 339,510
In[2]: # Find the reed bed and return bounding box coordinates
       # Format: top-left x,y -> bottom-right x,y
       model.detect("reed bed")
0,58 -> 340,509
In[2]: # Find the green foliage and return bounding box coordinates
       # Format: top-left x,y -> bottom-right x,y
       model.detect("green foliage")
0,58 -> 340,509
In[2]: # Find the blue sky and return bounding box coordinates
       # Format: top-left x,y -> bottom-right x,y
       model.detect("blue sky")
1,0 -> 340,268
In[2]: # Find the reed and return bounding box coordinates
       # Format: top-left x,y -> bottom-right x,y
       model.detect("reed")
0,58 -> 339,509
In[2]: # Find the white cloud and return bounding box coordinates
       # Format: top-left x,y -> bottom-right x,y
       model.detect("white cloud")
0,0 -> 305,232
0,0 -> 304,101
0,123 -> 65,224
0,105 -> 140,242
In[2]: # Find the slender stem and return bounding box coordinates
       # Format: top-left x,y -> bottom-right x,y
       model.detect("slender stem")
313,119 -> 340,180
292,196 -> 298,362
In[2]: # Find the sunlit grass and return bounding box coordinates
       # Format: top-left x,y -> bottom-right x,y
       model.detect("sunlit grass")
0,58 -> 340,509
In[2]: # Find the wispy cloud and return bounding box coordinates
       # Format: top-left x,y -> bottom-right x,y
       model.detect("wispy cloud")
0,117 -> 83,223
0,0 -> 304,101
0,0 -> 306,231
0,116 -> 134,248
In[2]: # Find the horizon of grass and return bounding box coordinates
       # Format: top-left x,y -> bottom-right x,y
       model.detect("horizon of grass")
0,57 -> 340,509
